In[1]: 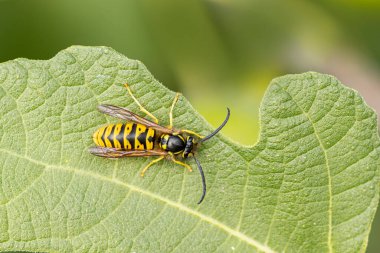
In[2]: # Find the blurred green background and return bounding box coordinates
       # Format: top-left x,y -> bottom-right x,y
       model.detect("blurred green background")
0,0 -> 379,251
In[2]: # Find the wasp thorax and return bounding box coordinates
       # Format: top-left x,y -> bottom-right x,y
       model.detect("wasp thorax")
159,134 -> 186,154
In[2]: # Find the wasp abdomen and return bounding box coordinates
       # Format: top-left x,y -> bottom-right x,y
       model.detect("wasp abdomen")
93,123 -> 155,150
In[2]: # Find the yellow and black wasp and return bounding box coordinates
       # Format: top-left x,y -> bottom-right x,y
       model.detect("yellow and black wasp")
89,83 -> 230,204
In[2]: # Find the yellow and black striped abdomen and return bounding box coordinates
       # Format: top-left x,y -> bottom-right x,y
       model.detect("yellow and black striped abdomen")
93,123 -> 155,150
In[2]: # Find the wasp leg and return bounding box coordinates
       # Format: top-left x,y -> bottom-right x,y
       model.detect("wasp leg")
169,92 -> 181,129
180,129 -> 204,139
140,156 -> 165,177
124,83 -> 159,124
169,93 -> 204,138
169,153 -> 193,172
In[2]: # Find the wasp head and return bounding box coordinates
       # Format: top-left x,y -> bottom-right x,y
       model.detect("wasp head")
182,136 -> 194,158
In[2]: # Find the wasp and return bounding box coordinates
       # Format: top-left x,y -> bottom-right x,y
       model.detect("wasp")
89,83 -> 230,204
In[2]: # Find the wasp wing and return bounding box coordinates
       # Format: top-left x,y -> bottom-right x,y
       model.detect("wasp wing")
98,104 -> 174,134
89,146 -> 167,158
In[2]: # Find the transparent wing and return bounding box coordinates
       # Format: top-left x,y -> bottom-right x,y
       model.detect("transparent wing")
89,146 -> 167,158
98,104 -> 174,134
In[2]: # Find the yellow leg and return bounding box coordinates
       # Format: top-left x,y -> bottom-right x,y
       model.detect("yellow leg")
180,129 -> 204,139
169,93 -> 204,139
169,92 -> 181,129
124,83 -> 159,124
140,156 -> 165,177
170,154 -> 193,172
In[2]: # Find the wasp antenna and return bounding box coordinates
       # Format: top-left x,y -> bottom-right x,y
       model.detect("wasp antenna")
200,108 -> 230,143
193,156 -> 206,204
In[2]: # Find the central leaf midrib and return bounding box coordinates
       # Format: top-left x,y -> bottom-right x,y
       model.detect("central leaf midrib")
0,148 -> 277,253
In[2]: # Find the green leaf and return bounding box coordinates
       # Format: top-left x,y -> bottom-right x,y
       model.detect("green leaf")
0,46 -> 379,253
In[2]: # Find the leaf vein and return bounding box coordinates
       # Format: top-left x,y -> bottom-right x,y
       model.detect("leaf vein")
0,148 -> 276,253
276,83 -> 333,253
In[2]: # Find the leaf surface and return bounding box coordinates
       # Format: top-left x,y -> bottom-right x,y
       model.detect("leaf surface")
0,46 -> 379,252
